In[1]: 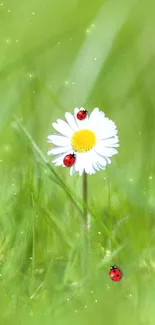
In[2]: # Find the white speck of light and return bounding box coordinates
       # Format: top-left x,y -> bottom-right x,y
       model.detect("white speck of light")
86,29 -> 90,34
0,3 -> 3,6
129,178 -> 133,182
91,290 -> 94,294
29,257 -> 33,260
32,12 -> 35,15
29,73 -> 33,79
67,298 -> 70,301
8,9 -> 11,12
21,232 -> 24,235
0,274 -> 2,277
149,176 -> 152,180
94,57 -> 97,61
84,305 -> 87,308
72,82 -> 75,85
98,231 -> 101,235
0,160 -> 2,162
16,39 -> 19,43
95,299 -> 98,303
75,310 -> 78,313
65,81 -> 69,85
5,39 -> 11,44
91,24 -> 95,27
57,42 -> 60,45
104,177 -> 107,180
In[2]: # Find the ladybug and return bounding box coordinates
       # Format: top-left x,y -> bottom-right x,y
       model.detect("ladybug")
76,109 -> 88,120
63,153 -> 76,167
109,265 -> 122,282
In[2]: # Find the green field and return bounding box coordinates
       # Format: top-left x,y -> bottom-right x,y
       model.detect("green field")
0,0 -> 155,324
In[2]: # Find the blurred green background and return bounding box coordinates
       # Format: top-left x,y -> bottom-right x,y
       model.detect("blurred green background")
0,0 -> 155,324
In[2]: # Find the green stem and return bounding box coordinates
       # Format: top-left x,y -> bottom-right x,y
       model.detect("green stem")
83,172 -> 88,237
82,172 -> 89,277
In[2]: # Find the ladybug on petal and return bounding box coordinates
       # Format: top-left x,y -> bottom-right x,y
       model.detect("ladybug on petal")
109,265 -> 122,282
76,109 -> 88,120
63,153 -> 76,167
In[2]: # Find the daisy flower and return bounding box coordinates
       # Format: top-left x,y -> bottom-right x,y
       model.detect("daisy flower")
47,108 -> 119,176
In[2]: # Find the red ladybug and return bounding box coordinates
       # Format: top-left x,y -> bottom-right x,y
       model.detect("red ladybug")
109,265 -> 122,282
76,109 -> 88,120
63,153 -> 76,167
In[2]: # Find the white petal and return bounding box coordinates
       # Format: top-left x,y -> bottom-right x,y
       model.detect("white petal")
54,160 -> 63,167
88,109 -> 105,132
96,137 -> 119,148
74,152 -> 85,172
88,107 -> 99,124
96,162 -> 105,170
79,168 -> 84,176
84,150 -> 96,175
48,146 -> 71,155
74,107 -> 80,115
106,157 -> 111,164
65,112 -> 79,131
96,118 -> 118,139
95,152 -> 108,168
70,163 -> 76,176
102,136 -> 119,145
73,151 -> 96,175
51,150 -> 74,167
52,119 -> 73,137
47,134 -> 71,146
92,160 -> 100,171
52,152 -> 67,166
94,143 -> 118,157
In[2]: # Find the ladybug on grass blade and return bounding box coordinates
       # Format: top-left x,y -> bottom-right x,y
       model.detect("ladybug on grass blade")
76,109 -> 88,120
63,153 -> 76,167
109,265 -> 122,282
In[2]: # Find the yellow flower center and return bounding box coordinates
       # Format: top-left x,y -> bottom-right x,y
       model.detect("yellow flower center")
71,129 -> 96,152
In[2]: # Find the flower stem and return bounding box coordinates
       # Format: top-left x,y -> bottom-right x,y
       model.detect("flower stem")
83,172 -> 88,236
82,172 -> 89,276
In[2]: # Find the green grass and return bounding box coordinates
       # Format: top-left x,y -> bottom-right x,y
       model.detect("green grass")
0,0 -> 155,324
